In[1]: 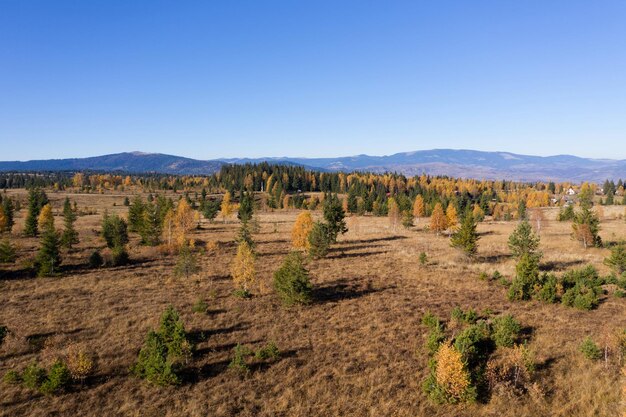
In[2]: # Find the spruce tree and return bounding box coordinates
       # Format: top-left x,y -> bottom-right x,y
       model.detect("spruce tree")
323,194 -> 347,243
1,198 -> 14,233
35,216 -> 61,277
508,220 -> 541,262
139,201 -> 161,246
127,196 -> 146,233
0,238 -> 16,263
60,198 -> 79,250
572,206 -> 601,248
450,212 -> 480,258
24,188 -> 48,237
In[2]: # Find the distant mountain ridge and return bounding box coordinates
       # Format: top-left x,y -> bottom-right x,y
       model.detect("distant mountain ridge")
1,149 -> 624,182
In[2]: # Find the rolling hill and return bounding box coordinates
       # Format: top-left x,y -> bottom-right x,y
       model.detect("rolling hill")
1,149 -> 624,182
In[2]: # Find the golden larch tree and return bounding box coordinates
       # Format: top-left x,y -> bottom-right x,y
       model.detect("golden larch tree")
174,199 -> 196,247
291,211 -> 314,251
446,204 -> 458,230
434,341 -> 472,401
220,192 -> 233,222
387,197 -> 400,230
430,203 -> 448,236
231,240 -> 256,294
413,195 -> 425,218
37,204 -> 54,232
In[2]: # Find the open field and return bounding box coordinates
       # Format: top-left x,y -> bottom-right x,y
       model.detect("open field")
1,190 -> 625,417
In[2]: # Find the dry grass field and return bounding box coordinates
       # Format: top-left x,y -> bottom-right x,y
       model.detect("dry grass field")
1,190 -> 625,417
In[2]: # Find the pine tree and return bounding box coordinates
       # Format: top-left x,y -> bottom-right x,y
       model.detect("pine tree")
292,211 -> 314,251
508,220 -> 541,261
308,222 -> 331,259
174,244 -> 200,279
1,198 -> 14,232
237,192 -> 254,223
127,196 -> 146,233
572,206 -> 601,248
450,212 -> 479,258
401,210 -> 414,229
35,222 -> 62,277
604,244 -> 626,274
60,198 -> 79,250
0,238 -> 16,263
138,201 -> 161,246
24,188 -> 48,237
273,251 -> 313,306
323,194 -> 347,243
430,203 -> 448,236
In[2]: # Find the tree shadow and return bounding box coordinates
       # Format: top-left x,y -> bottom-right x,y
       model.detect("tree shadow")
479,253 -> 512,264
540,259 -> 585,272
26,328 -> 85,351
187,324 -> 250,345
0,267 -> 36,281
314,281 -> 390,303
338,236 -> 407,245
326,250 -> 386,260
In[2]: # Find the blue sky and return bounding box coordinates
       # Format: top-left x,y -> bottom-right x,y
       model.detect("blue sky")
1,1 -> 626,161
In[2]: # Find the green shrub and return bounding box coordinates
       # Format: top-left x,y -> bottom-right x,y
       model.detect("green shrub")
110,245 -> 129,266
478,272 -> 489,281
174,245 -> 200,279
3,370 -> 21,385
614,289 -> 626,298
233,288 -> 251,298
255,342 -> 280,361
579,337 -> 602,360
508,254 -> 540,301
39,361 -> 71,395
421,311 -> 440,330
453,322 -> 492,368
192,298 -> 208,314
419,252 -> 428,265
426,323 -> 446,356
450,306 -> 464,323
132,306 -> 192,386
88,250 -> 103,268
229,343 -> 253,373
491,315 -> 522,348
604,245 -> 626,274
561,283 -> 601,310
22,362 -> 46,390
0,239 -> 16,263
273,252 -> 313,306
535,273 -> 558,303
307,222 -> 331,259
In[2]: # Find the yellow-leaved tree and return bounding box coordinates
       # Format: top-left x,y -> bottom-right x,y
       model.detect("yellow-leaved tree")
413,195 -> 425,218
292,211 -> 314,251
37,204 -> 54,232
220,192 -> 233,223
430,203 -> 448,236
434,341 -> 472,402
174,199 -> 196,247
446,204 -> 458,231
388,197 -> 400,230
231,240 -> 256,295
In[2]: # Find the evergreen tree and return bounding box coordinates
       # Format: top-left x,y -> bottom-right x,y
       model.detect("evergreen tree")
307,222 -> 331,259
273,251 -> 313,306
1,198 -> 14,233
572,206 -> 601,248
517,199 -> 527,220
237,192 -> 254,223
201,199 -> 220,222
60,198 -> 79,250
0,238 -> 16,263
35,225 -> 62,276
604,244 -> 626,274
174,244 -> 200,279
127,196 -> 146,233
24,188 -> 48,237
508,220 -> 541,262
323,194 -> 347,243
450,212 -> 480,258
101,212 -> 129,249
139,201 -> 162,246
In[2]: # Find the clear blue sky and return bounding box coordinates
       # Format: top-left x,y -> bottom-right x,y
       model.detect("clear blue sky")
2,1 -> 626,161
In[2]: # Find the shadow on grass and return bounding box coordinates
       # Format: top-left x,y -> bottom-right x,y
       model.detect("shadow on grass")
338,235 -> 407,245
326,250 -> 387,260
314,281 -> 390,304
540,259 -> 585,272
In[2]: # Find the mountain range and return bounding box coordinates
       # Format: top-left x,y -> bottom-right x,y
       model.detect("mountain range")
0,149 -> 624,183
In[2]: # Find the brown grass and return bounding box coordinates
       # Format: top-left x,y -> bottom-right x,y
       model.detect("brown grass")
0,190 -> 625,416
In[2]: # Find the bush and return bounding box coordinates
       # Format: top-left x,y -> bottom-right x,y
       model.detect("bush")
492,315 -> 522,348
535,273 -> 559,303
419,252 -> 428,265
255,342 -> 280,361
579,337 -> 602,360
604,244 -> 626,274
174,245 -> 200,279
22,362 -> 46,390
508,254 -> 540,301
421,311 -> 440,330
192,298 -> 208,314
88,250 -> 103,268
426,323 -> 446,356
273,252 -> 313,306
424,342 -> 476,404
110,245 -> 129,266
39,361 -> 71,395
307,221 -> 331,259
3,370 -> 21,385
66,343 -> 94,382
561,282 -> 601,310
0,239 -> 16,263
132,306 -> 192,385
229,343 -> 253,373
